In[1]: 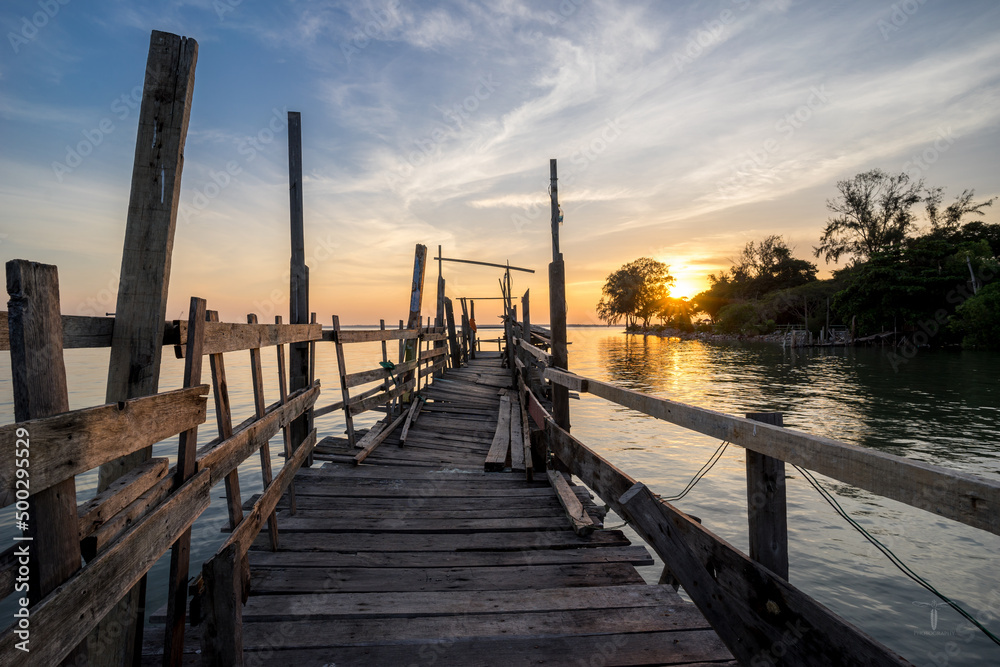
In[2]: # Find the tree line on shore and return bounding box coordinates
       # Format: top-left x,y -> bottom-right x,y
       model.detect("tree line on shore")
597,169 -> 1000,350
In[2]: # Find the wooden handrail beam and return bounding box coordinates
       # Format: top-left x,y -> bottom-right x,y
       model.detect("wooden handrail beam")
544,367 -> 1000,537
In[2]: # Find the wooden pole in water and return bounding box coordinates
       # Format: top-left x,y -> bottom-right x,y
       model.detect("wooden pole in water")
745,412 -> 789,579
164,297 -> 206,665
95,30 -> 198,665
401,244 -> 427,400
287,111 -> 311,465
445,297 -> 460,368
548,159 -> 570,432
6,260 -> 88,663
469,299 -> 477,358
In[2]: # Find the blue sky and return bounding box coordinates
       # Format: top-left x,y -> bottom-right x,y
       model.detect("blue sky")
2,0 -> 999,324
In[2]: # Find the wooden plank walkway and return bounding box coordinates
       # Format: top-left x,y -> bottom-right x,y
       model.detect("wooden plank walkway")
145,355 -> 734,665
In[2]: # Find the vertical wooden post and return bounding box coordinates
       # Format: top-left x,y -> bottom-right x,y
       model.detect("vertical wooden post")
275,315 -> 296,515
444,297 -> 460,369
332,315 -> 356,445
469,299 -> 477,359
207,311 -> 243,530
436,245 -> 445,326
746,412 -> 789,579
459,298 -> 470,364
287,111 -> 311,475
201,543 -> 244,667
401,244 -> 427,401
164,297 -> 206,666
521,289 -> 531,387
6,260 -> 87,662
95,30 -> 198,665
248,313 -> 280,551
548,158 -> 570,432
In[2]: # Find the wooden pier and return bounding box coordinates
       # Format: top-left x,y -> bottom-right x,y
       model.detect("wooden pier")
143,354 -> 733,665
3,28 -> 999,667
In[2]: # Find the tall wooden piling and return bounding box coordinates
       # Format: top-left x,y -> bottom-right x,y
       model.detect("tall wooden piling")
445,297 -> 460,369
548,159 -> 570,432
95,30 -> 198,665
401,244 -> 427,396
287,111 -> 311,465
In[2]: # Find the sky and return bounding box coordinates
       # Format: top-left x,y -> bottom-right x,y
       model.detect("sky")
1,0 -> 999,325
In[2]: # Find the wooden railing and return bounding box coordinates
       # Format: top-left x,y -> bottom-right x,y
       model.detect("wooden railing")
503,321 -> 1000,666
0,261 -> 323,666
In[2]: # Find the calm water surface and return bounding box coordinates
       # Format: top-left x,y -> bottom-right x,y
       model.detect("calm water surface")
1,326 -> 998,665
566,326 -> 1000,666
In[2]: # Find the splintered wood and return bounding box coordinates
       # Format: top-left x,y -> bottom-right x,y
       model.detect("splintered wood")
484,389 -> 529,474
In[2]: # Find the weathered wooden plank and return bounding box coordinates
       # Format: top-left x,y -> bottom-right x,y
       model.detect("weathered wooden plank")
618,482 -> 910,667
332,328 -> 420,343
516,336 -> 552,364
509,396 -> 525,472
484,393 -> 511,472
344,359 -> 417,388
262,515 -> 569,534
77,457 -> 169,540
354,412 -> 407,465
0,312 -> 115,350
249,561 -> 644,594
546,368 -> 1000,537
239,605 -> 713,649
399,396 -> 424,443
238,630 -> 729,665
0,384 -> 207,506
250,529 -> 630,553
248,314 -> 280,552
200,542 -> 243,667
174,321 -> 321,356
196,384 -> 319,486
0,471 -> 210,667
349,379 -> 415,416
548,470 -> 596,536
264,495 -> 575,513
247,545 -> 653,570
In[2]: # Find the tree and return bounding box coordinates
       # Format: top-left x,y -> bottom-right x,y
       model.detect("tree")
815,169 -> 924,264
730,235 -> 817,298
925,188 -> 995,232
596,258 -> 675,329
950,282 -> 1000,349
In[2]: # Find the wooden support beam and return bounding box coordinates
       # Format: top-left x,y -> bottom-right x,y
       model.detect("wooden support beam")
354,412 -> 407,465
248,313 -> 279,551
77,458 -> 169,541
164,297 -> 206,666
746,412 -> 788,580
401,244 -> 427,399
5,260 -> 84,666
275,315 -> 296,514
547,470 -> 595,536
509,395 -> 525,472
332,315 -> 356,446
287,110 -> 311,484
485,393 -> 512,472
94,30 -> 198,664
432,256 -> 535,273
207,310 -> 244,530
200,542 -> 245,667
444,297 -> 460,369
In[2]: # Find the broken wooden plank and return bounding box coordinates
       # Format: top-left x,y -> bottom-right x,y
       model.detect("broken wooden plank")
547,470 -> 596,536
399,395 -> 424,444
354,412 -> 407,465
484,393 -> 512,472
